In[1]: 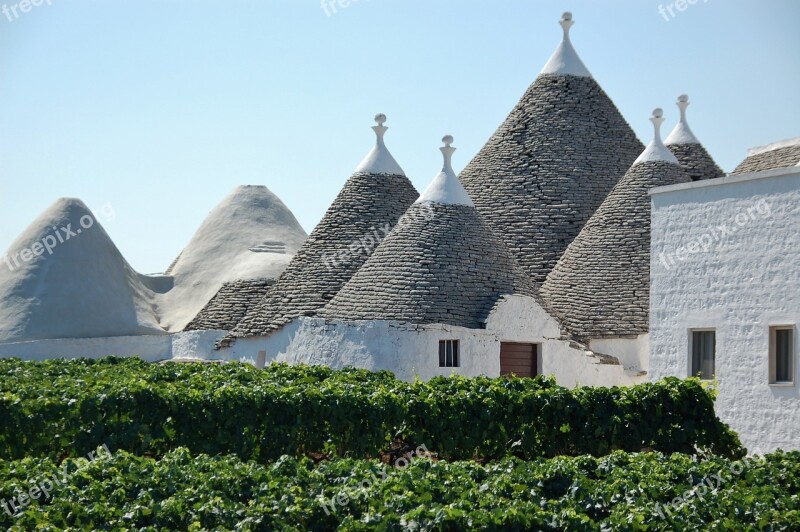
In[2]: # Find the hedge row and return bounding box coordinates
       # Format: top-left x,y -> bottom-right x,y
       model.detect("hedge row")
0,358 -> 744,461
2,448 -> 798,530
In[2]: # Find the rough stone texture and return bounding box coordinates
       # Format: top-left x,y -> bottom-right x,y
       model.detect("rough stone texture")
185,278 -> 275,332
319,202 -> 537,329
667,143 -> 725,181
458,74 -> 644,287
541,161 -> 691,340
220,172 -> 419,345
731,144 -> 800,175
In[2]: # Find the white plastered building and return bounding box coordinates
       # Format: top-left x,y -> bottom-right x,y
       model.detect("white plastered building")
649,149 -> 800,452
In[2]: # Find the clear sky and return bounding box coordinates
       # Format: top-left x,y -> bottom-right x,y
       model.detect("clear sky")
1,0 -> 798,274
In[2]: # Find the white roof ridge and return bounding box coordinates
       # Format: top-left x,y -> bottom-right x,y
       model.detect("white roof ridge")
415,135 -> 475,207
634,108 -> 680,166
354,113 -> 406,176
747,136 -> 800,157
540,12 -> 592,78
665,94 -> 701,145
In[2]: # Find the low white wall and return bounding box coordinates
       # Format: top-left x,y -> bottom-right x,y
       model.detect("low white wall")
223,319 -> 303,366
280,318 -> 498,381
0,334 -> 172,362
649,168 -> 800,452
589,335 -> 649,373
271,295 -> 640,387
0,295 -> 644,390
170,330 -> 227,360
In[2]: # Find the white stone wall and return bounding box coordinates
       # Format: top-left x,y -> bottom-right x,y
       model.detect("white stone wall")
0,330 -> 225,363
589,335 -> 649,373
0,334 -> 172,362
271,295 -> 640,387
649,168 -> 800,452
0,297 -> 645,390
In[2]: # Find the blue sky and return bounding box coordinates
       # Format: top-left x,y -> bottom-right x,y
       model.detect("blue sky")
1,0 -> 798,274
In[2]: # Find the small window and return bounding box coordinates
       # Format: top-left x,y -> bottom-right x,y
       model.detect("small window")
691,330 -> 715,380
770,326 -> 795,385
439,340 -> 459,368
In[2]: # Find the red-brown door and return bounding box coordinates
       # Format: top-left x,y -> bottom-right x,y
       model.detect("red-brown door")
500,343 -> 538,378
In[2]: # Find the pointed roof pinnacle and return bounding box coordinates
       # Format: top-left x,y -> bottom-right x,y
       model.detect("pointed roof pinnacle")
354,113 -> 406,176
665,94 -> 701,145
540,12 -> 592,78
415,135 -> 475,207
633,108 -> 680,166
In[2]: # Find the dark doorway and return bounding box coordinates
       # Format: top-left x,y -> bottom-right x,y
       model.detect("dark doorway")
500,343 -> 539,378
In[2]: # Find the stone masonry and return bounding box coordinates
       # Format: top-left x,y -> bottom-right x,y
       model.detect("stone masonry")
541,160 -> 691,340
219,171 -> 418,346
320,202 -> 537,330
732,144 -> 800,175
185,278 -> 275,332
668,143 -> 725,181
459,74 -> 644,287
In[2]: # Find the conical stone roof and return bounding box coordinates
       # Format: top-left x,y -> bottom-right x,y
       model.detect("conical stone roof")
665,95 -> 725,181
731,137 -> 800,175
160,185 -> 307,332
320,137 -> 536,329
0,198 -> 164,342
458,12 -> 644,286
540,110 -> 692,340
220,115 -> 418,345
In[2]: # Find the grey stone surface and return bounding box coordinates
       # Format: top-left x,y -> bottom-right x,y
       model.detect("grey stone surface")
458,73 -> 644,287
668,143 -> 725,181
185,278 -> 274,331
219,171 -> 419,346
320,202 -> 537,330
731,145 -> 800,175
540,161 -> 691,340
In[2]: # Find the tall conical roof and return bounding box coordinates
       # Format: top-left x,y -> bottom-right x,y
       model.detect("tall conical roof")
731,137 -> 800,175
665,95 -> 725,181
158,185 -> 307,331
320,137 -> 536,329
220,115 -> 419,344
540,110 -> 692,339
0,198 -> 164,342
458,12 -> 644,287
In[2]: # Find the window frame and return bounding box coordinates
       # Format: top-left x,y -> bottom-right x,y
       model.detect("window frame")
689,329 -> 716,381
438,340 -> 460,368
769,325 -> 796,386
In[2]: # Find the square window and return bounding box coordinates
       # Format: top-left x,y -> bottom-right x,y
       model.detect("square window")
770,326 -> 795,385
439,340 -> 459,368
691,330 -> 715,380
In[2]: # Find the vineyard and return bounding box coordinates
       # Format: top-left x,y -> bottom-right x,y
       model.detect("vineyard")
1,358 -> 798,530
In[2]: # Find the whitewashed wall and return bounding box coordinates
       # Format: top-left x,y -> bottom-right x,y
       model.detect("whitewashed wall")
0,334 -> 171,362
649,167 -> 800,452
272,295 -> 641,387
589,335 -> 649,373
0,298 -> 646,389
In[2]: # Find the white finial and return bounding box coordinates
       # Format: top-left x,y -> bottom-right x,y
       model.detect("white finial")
651,108 -> 665,138
440,135 -> 456,174
372,113 -> 388,144
541,11 -> 592,77
354,113 -> 406,176
665,94 -> 700,145
560,12 -> 574,39
634,108 -> 679,166
415,134 -> 474,207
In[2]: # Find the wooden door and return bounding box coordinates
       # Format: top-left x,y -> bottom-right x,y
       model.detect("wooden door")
500,343 -> 538,378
